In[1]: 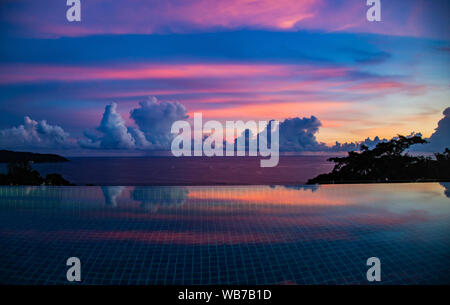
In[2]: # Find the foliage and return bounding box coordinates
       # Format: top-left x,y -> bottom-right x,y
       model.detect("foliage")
307,136 -> 450,184
0,161 -> 73,186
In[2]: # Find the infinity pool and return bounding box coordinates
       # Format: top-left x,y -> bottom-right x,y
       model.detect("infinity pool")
0,183 -> 449,284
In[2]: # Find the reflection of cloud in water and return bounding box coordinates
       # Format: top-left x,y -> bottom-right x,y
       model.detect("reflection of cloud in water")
101,186 -> 126,207
0,186 -> 62,207
130,187 -> 189,212
282,185 -> 319,192
439,183 -> 450,198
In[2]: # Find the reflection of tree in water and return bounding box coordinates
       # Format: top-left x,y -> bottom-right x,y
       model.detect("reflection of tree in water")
439,183 -> 450,198
130,187 -> 189,213
101,186 -> 126,207
0,186 -> 101,208
0,186 -> 62,208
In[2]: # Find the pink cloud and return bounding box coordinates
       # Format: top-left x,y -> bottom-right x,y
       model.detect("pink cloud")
346,80 -> 427,96
3,0 -> 447,39
0,63 -> 351,84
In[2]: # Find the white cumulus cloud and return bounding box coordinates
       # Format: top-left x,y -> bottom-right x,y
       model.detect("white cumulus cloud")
80,97 -> 188,150
0,116 -> 74,150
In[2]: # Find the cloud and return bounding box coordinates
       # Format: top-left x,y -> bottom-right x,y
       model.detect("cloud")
331,131 -> 430,153
2,102 -> 447,155
255,115 -> 408,153
274,116 -> 388,152
0,116 -> 74,150
330,136 -> 388,152
231,115 -> 329,152
231,116 -> 327,152
2,0 -> 448,39
127,127 -> 151,148
239,115 -> 386,152
130,96 -> 188,149
80,96 -> 188,150
278,116 -> 327,151
79,103 -> 144,149
408,108 -> 449,152
425,107 -> 450,152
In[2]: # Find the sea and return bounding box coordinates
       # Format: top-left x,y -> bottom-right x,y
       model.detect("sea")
1,155 -> 335,185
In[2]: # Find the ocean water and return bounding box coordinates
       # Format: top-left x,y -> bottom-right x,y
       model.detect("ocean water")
0,183 -> 449,284
23,156 -> 334,185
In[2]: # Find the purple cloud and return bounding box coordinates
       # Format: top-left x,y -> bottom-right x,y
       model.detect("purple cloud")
80,96 -> 188,150
0,116 -> 74,150
2,0 -> 448,39
278,116 -> 327,152
79,103 -> 143,149
130,96 -> 188,149
331,136 -> 387,152
420,107 -> 450,152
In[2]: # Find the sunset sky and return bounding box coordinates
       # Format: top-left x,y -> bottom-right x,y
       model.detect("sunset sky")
0,0 -> 448,153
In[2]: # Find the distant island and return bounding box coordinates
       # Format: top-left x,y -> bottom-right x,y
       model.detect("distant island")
0,150 -> 69,163
307,135 -> 450,184
0,151 -> 71,185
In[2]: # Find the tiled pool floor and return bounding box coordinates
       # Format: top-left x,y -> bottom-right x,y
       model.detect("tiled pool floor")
0,184 -> 449,284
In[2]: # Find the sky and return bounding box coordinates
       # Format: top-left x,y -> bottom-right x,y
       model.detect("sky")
0,0 -> 449,154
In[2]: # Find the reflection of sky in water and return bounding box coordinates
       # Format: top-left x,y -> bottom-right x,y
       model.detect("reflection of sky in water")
0,183 -> 449,284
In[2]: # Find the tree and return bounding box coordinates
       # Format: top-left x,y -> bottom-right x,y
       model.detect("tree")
307,135 -> 449,184
6,161 -> 44,185
0,161 -> 73,186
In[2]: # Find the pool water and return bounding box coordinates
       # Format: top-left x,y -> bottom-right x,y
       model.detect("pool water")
0,183 -> 449,284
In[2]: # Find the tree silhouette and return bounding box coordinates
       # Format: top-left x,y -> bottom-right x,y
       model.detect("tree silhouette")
0,161 -> 73,186
307,135 -> 449,184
